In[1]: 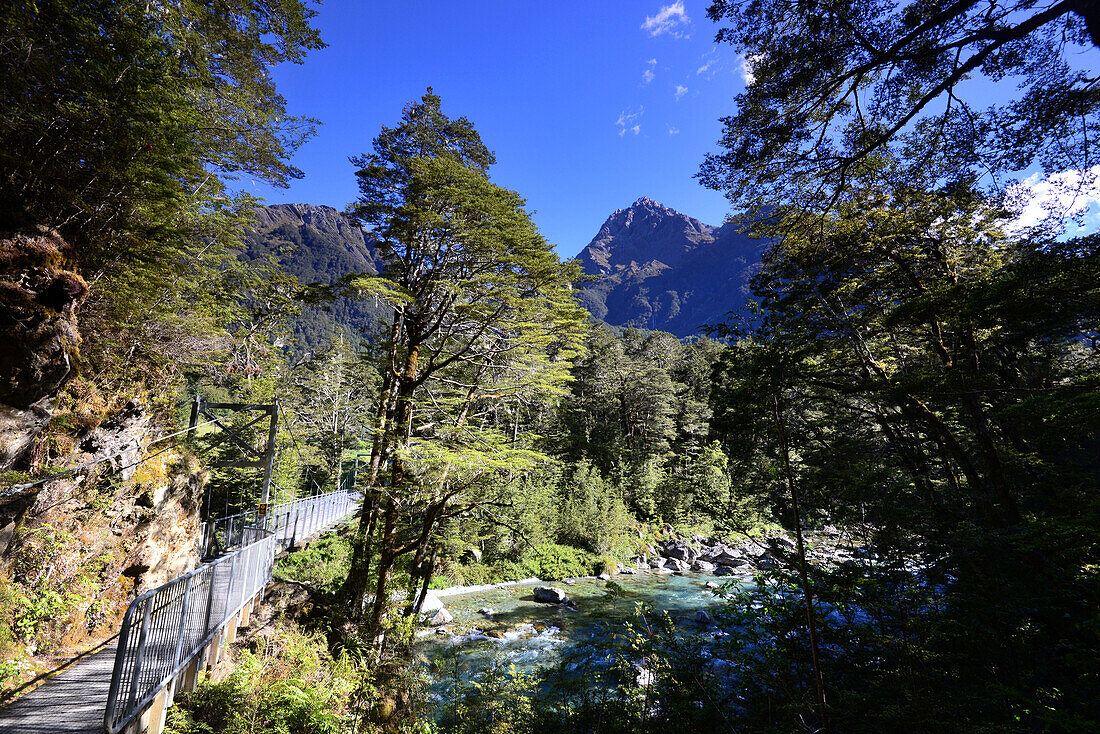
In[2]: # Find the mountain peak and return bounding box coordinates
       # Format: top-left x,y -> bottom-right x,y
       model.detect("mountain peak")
580,198 -> 717,275
573,200 -> 768,336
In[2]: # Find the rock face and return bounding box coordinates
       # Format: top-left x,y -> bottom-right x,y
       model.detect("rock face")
0,228 -> 87,469
0,401 -> 52,472
574,197 -> 769,337
77,402 -> 151,483
533,586 -> 570,604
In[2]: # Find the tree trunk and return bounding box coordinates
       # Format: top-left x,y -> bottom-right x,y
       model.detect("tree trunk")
773,396 -> 829,733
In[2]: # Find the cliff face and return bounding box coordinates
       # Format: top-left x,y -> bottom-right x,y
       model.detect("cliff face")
574,198 -> 768,337
578,197 -> 718,275
249,204 -> 381,282
0,228 -> 87,470
0,229 -> 205,692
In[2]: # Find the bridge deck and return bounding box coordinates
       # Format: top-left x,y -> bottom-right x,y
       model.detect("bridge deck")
0,640 -> 117,734
0,510 -> 356,733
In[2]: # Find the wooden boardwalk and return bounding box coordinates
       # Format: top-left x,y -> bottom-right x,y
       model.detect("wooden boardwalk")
0,641 -> 117,733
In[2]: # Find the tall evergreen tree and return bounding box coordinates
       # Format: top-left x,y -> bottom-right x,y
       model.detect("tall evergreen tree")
341,92 -> 587,635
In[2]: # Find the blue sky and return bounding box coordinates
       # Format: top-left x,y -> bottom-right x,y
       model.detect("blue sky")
247,1 -> 748,258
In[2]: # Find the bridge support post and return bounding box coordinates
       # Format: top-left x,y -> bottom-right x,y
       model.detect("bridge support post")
180,656 -> 201,693
146,687 -> 169,734
225,614 -> 239,645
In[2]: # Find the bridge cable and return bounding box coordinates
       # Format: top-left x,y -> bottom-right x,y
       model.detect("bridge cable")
8,406 -> 253,494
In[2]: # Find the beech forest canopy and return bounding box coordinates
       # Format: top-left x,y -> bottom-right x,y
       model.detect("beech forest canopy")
699,0 -> 1100,218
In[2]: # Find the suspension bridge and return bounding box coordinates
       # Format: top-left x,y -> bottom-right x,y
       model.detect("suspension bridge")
0,399 -> 363,733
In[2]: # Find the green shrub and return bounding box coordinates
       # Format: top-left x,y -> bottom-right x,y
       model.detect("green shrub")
520,544 -> 598,580
451,543 -> 601,585
165,626 -> 358,734
276,532 -> 351,592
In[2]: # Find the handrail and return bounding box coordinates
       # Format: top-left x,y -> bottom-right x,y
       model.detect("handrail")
200,489 -> 358,558
105,491 -> 358,733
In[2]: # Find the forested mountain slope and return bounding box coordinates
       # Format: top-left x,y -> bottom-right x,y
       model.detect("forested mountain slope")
575,197 -> 767,336
241,204 -> 388,354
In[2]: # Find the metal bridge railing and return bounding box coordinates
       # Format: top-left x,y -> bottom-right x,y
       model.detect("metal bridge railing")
199,489 -> 359,558
104,529 -> 275,733
106,491 -> 359,733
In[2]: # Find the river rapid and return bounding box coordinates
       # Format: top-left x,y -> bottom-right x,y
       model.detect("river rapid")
417,571 -> 751,689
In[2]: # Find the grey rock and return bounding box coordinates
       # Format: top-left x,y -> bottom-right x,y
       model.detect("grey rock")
691,560 -> 716,573
663,541 -> 698,562
79,402 -> 151,482
575,198 -> 769,337
0,398 -> 53,472
429,608 -> 453,626
533,586 -> 570,604
694,610 -> 711,624
664,558 -> 691,572
0,229 -> 87,410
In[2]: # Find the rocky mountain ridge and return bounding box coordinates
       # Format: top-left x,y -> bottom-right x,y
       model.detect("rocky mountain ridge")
242,204 -> 388,354
574,197 -> 768,337
244,198 -> 768,343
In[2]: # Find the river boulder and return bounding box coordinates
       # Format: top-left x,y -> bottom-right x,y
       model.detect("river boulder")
429,607 -> 453,626
662,541 -> 697,562
665,558 -> 691,572
533,586 -> 570,604
691,560 -> 716,573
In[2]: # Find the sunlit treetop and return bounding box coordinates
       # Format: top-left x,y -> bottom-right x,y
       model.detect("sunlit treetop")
698,0 -> 1100,214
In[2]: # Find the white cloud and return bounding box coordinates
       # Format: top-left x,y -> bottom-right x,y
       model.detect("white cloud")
697,48 -> 719,77
616,107 -> 644,137
674,84 -> 688,101
667,125 -> 680,135
739,53 -> 765,86
1006,166 -> 1100,234
642,68 -> 655,84
642,1 -> 691,38
646,58 -> 657,66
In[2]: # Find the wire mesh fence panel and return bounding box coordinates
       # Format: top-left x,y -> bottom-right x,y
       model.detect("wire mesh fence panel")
106,491 -> 359,733
201,490 -> 357,557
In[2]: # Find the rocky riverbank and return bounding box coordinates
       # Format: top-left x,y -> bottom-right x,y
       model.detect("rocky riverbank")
419,527 -> 873,627
633,526 -> 873,577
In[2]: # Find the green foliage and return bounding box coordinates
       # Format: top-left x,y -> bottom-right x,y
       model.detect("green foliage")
437,661 -> 535,734
342,91 -> 589,632
276,533 -> 353,593
0,0 -> 322,251
558,461 -> 632,556
455,543 -> 599,585
705,180 -> 1100,727
700,0 -> 1100,217
166,627 -> 358,734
